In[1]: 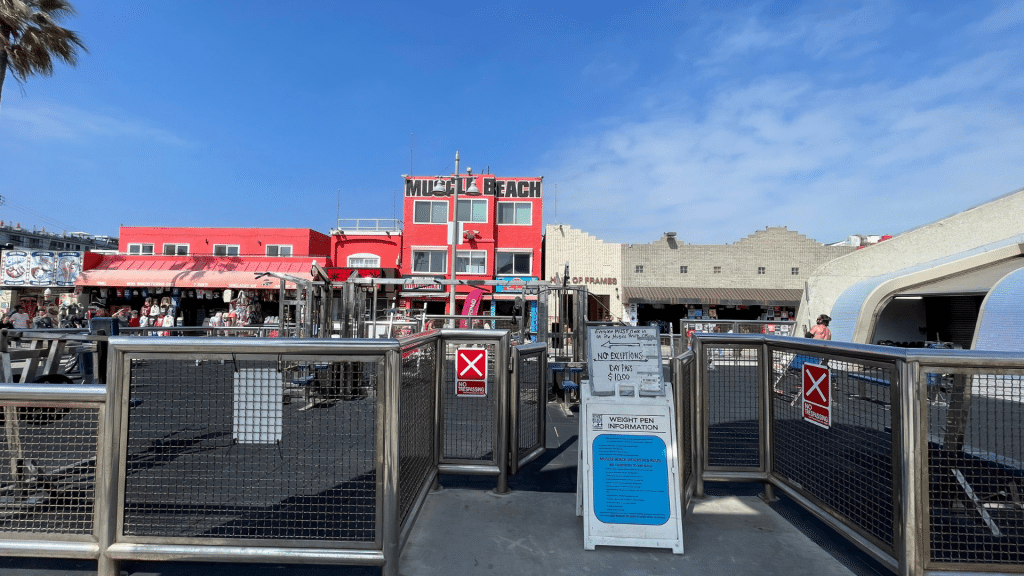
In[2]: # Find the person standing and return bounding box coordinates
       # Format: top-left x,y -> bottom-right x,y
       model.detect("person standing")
809,314 -> 832,340
10,305 -> 30,329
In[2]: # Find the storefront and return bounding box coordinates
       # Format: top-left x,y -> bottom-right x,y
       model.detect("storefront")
624,287 -> 801,332
1,250 -> 85,326
75,254 -> 317,327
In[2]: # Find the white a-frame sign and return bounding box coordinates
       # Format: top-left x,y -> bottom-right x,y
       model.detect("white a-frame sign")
577,326 -> 684,554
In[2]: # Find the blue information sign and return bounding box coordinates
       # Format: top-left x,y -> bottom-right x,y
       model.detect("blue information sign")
592,434 -> 670,525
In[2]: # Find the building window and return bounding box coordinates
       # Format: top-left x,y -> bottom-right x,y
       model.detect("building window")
266,245 -> 292,257
348,253 -> 381,268
497,202 -> 532,225
414,200 -> 448,224
680,265 -> 688,274
213,244 -> 239,256
412,250 -> 447,274
496,252 -> 531,276
757,266 -> 766,275
162,243 -> 188,255
713,266 -> 722,274
456,199 -> 488,223
635,265 -> 644,273
128,243 -> 154,255
456,250 -> 487,274
791,267 -> 799,275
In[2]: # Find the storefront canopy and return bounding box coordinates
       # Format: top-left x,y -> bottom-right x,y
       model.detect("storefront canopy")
624,287 -> 802,306
76,256 -> 319,290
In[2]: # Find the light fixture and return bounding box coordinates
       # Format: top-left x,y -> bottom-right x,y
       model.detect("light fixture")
464,168 -> 480,196
432,178 -> 447,195
894,295 -> 923,300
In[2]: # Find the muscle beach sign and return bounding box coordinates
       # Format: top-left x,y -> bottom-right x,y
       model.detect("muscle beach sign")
404,176 -> 542,198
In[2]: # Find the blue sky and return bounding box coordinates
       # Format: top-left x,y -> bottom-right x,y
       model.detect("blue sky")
0,0 -> 1021,245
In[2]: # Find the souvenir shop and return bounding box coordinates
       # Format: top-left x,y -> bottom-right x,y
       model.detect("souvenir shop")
79,285 -> 281,328
1,250 -> 85,327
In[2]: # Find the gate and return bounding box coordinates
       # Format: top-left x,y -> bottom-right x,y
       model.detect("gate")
437,330 -> 511,491
509,342 -> 547,474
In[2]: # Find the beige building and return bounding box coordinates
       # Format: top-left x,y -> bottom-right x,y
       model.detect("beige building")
622,227 -> 855,328
543,224 -> 623,323
543,224 -> 854,330
800,187 -> 1024,348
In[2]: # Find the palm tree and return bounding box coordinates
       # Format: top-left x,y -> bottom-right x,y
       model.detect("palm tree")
0,0 -> 87,109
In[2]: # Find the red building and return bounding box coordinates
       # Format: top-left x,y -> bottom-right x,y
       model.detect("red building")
328,219 -> 404,280
76,227 -> 331,327
399,173 -> 543,316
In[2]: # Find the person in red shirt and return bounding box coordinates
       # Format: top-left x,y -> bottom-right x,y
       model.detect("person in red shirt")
809,314 -> 832,340
128,310 -> 141,328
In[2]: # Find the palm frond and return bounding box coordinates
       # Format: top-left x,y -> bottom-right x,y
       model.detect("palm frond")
0,0 -> 85,87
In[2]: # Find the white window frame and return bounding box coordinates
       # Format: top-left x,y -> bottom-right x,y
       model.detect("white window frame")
497,201 -> 532,225
347,253 -> 381,268
162,243 -> 189,256
495,251 -> 532,276
413,200 -> 449,224
412,248 -> 448,274
266,245 -> 293,257
457,199 -> 488,223
128,243 -> 154,255
213,244 -> 240,257
455,249 -> 487,275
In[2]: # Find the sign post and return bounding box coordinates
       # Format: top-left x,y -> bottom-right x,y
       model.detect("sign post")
577,326 -> 683,554
802,363 -> 831,429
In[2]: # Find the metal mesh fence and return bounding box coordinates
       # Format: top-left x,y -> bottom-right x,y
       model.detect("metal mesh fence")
705,345 -> 761,469
122,356 -> 379,542
0,405 -> 99,536
441,343 -> 497,462
925,370 -> 1023,566
516,352 -> 542,459
398,339 -> 437,528
770,350 -> 895,553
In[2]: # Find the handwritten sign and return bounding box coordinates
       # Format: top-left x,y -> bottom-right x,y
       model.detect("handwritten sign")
587,326 -> 664,396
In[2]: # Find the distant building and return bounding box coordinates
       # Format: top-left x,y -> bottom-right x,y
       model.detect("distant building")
802,187 -> 1024,350
0,222 -> 120,317
544,225 -> 856,331
399,173 -> 544,321
622,227 -> 855,328
0,221 -> 118,252
74,226 -> 331,327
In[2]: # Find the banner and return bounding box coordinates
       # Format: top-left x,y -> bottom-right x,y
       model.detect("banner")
2,251 -> 83,286
459,288 -> 485,328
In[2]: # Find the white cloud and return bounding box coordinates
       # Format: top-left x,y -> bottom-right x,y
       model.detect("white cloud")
542,46 -> 1024,245
969,1 -> 1024,33
1,101 -> 189,146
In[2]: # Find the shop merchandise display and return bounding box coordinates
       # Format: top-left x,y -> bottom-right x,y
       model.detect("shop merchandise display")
76,286 -> 281,331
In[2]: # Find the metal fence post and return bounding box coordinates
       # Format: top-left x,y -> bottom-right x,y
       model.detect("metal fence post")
760,339 -> 777,503
96,345 -> 122,576
495,333 -> 511,494
432,334 -> 444,492
382,349 -> 402,576
896,359 -> 924,576
693,336 -> 706,497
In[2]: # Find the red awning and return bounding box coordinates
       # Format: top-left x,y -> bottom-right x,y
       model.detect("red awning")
76,256 -> 318,289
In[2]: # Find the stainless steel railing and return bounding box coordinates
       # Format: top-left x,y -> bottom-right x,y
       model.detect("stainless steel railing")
679,334 -> 1024,576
